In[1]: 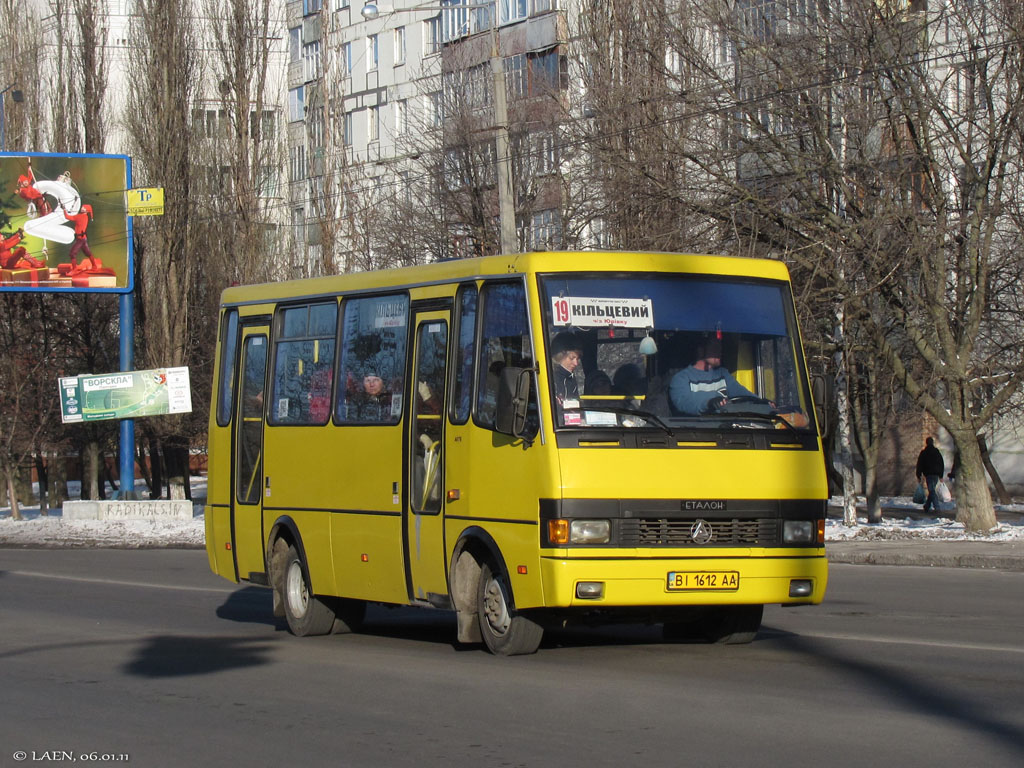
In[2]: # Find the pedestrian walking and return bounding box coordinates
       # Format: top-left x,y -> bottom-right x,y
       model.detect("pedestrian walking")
915,436 -> 945,514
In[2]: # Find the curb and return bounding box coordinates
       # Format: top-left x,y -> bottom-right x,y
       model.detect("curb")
827,541 -> 1024,572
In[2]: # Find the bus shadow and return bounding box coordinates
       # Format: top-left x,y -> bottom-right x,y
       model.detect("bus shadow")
124,634 -> 277,677
215,586 -> 282,627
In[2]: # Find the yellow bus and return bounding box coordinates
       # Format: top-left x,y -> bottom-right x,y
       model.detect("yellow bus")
205,251 -> 828,655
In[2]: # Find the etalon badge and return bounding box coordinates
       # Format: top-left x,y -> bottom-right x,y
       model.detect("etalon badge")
690,519 -> 713,544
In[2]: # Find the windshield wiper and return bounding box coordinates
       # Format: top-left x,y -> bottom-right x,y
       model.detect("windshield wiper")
722,410 -> 800,434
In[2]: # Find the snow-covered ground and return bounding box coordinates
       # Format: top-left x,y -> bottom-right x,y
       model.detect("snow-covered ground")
1,477 -> 1022,548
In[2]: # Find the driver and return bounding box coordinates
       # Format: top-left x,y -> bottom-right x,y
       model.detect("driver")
669,337 -> 758,415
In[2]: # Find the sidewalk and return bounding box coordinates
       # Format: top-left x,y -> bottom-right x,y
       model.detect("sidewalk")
826,501 -> 1024,572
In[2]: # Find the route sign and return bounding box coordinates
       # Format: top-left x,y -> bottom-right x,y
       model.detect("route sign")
59,367 -> 192,423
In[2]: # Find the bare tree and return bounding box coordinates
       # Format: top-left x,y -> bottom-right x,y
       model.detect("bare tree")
124,0 -> 202,500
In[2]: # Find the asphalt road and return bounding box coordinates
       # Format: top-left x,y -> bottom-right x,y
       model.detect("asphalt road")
1,550 -> 1022,768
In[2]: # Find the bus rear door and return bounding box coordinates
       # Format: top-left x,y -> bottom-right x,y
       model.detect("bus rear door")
233,325 -> 269,582
405,308 -> 450,604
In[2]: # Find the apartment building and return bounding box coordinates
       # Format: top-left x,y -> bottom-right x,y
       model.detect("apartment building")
284,0 -> 570,268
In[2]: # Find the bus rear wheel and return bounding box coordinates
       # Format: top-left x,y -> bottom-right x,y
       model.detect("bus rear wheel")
477,561 -> 543,656
281,543 -> 336,637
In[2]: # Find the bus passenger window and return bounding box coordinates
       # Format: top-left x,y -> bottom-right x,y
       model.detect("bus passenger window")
451,285 -> 477,424
269,303 -> 337,426
475,282 -> 537,434
336,294 -> 409,425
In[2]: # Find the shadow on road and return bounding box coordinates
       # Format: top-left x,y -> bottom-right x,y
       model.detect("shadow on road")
215,585 -> 281,627
124,634 -> 276,677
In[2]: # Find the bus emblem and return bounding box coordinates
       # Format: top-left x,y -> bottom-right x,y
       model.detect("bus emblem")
690,519 -> 714,544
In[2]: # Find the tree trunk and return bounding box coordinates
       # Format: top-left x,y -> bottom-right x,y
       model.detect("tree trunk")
83,441 -> 101,500
35,454 -> 48,516
864,453 -> 881,524
164,435 -> 189,500
977,435 -> 1011,505
149,436 -> 164,499
949,429 -> 997,532
48,452 -> 68,510
5,465 -> 22,521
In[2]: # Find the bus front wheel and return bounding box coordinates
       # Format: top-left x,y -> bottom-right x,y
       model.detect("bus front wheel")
477,561 -> 543,656
281,543 -> 336,637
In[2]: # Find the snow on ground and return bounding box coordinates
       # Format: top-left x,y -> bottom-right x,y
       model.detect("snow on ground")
1,478 -> 1022,548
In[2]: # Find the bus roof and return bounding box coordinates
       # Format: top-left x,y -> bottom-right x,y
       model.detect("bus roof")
219,251 -> 792,307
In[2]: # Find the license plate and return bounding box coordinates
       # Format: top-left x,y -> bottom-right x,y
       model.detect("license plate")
666,571 -> 740,591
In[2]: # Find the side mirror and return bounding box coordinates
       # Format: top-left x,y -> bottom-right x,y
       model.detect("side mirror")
811,374 -> 831,436
496,366 -> 532,439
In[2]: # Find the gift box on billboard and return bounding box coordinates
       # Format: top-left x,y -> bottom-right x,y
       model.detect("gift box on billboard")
0,267 -> 50,286
71,274 -> 118,288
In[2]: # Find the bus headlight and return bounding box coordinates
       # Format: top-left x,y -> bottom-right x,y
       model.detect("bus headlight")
570,519 -> 611,544
783,520 -> 815,544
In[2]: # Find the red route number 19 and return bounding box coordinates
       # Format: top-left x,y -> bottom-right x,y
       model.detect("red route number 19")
553,297 -> 570,325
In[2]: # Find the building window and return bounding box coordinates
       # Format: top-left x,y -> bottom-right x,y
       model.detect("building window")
534,131 -> 558,175
288,86 -> 305,122
367,34 -> 379,71
532,0 -> 555,12
395,99 -> 408,136
343,111 -> 354,146
369,105 -> 380,142
303,40 -> 321,81
308,107 -> 325,151
289,27 -> 302,63
302,0 -> 322,15
528,48 -> 562,96
425,15 -> 441,55
341,41 -> 353,76
500,0 -> 527,25
530,209 -> 561,250
394,26 -> 406,65
505,53 -> 526,97
289,144 -> 306,182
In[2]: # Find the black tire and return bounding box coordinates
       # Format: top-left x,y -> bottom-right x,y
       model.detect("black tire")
476,560 -> 543,656
281,543 -> 336,637
328,597 -> 366,635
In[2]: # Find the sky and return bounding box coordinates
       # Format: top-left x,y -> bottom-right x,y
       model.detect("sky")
1,477 -> 1022,548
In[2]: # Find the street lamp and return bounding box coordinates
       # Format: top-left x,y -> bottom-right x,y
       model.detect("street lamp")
361,2 -> 517,255
0,84 -> 24,152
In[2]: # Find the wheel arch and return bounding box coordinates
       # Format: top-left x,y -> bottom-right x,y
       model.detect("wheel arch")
449,526 -> 512,644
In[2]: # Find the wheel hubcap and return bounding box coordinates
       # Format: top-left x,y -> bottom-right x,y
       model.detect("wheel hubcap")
482,576 -> 511,636
286,560 -> 309,617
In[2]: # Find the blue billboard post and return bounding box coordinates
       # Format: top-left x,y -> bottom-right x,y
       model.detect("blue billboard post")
118,292 -> 136,498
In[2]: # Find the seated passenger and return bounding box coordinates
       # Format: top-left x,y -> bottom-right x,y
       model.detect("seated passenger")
669,338 -> 758,415
346,369 -> 393,421
585,370 -> 612,397
613,363 -> 646,396
550,332 -> 583,405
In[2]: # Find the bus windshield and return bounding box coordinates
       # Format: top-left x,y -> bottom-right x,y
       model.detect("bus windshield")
540,273 -> 813,432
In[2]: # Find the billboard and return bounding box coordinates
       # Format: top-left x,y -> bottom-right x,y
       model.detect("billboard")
59,367 -> 192,424
1,151 -> 134,293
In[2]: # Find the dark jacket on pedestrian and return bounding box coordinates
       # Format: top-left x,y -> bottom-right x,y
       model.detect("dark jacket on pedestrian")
916,440 -> 945,479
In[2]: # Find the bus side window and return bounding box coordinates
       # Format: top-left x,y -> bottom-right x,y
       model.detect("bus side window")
336,294 -> 409,424
475,281 -> 535,432
216,309 -> 239,427
450,284 -> 478,424
269,303 -> 337,426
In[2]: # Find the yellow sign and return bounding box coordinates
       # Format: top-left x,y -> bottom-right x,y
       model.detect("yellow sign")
126,187 -> 164,216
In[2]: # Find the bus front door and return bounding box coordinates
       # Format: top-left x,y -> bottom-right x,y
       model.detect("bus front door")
405,310 -> 450,603
233,327 -> 269,582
